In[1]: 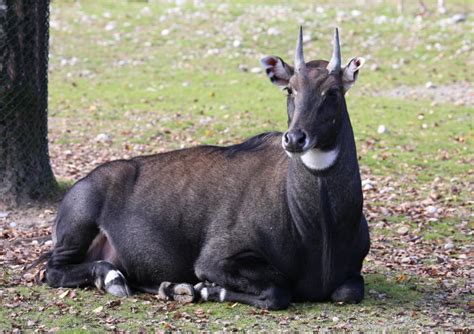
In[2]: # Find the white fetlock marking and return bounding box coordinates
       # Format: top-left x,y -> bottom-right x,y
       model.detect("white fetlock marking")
201,287 -> 208,301
104,270 -> 121,285
94,277 -> 104,290
219,288 -> 227,302
194,282 -> 204,290
158,282 -> 171,300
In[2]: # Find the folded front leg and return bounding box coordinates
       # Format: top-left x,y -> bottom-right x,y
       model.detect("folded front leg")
194,281 -> 291,310
194,245 -> 292,309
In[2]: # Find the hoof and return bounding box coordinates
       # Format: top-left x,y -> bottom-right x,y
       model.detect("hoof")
104,270 -> 131,297
194,281 -> 226,302
158,282 -> 196,303
93,262 -> 131,297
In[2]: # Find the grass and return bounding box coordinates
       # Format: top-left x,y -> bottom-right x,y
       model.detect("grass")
350,96 -> 472,176
48,0 -> 472,175
1,0 -> 472,331
1,273 -> 434,331
423,218 -> 470,242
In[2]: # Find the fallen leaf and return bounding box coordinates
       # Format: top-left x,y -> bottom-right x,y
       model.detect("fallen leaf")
396,274 -> 408,283
93,306 -> 103,313
59,290 -> 69,299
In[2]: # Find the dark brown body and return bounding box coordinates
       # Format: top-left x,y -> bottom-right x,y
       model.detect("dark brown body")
47,129 -> 369,308
45,28 -> 370,309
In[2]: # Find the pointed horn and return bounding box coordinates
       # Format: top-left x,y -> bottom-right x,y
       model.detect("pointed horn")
327,28 -> 341,73
294,26 -> 306,73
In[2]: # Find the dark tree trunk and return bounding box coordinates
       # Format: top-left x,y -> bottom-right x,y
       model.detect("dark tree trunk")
0,0 -> 56,208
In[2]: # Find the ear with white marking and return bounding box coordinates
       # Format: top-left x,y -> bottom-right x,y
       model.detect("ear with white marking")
260,56 -> 294,87
342,57 -> 365,93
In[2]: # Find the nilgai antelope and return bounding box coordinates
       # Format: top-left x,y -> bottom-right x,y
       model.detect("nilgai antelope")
44,28 -> 370,310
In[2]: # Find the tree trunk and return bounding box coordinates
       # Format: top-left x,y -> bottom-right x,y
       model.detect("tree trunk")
0,0 -> 56,208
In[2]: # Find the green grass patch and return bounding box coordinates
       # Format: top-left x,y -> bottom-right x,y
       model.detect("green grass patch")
0,272 -> 437,331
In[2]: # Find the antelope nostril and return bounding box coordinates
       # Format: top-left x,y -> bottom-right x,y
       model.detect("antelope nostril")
297,132 -> 306,145
284,130 -> 307,152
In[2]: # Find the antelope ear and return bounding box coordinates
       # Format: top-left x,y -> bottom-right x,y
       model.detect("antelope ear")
342,57 -> 365,93
260,56 -> 294,87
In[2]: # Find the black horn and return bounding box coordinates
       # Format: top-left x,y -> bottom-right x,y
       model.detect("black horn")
327,28 -> 341,73
294,26 -> 306,73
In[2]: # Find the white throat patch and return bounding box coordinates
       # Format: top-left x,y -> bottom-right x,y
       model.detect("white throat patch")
300,147 -> 339,171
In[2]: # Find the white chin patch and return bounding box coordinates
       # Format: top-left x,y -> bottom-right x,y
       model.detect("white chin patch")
300,147 -> 339,171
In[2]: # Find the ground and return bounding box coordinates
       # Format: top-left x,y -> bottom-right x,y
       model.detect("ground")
1,0 -> 473,331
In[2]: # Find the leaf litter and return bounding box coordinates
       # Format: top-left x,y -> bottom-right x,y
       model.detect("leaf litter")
2,0 -> 473,331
